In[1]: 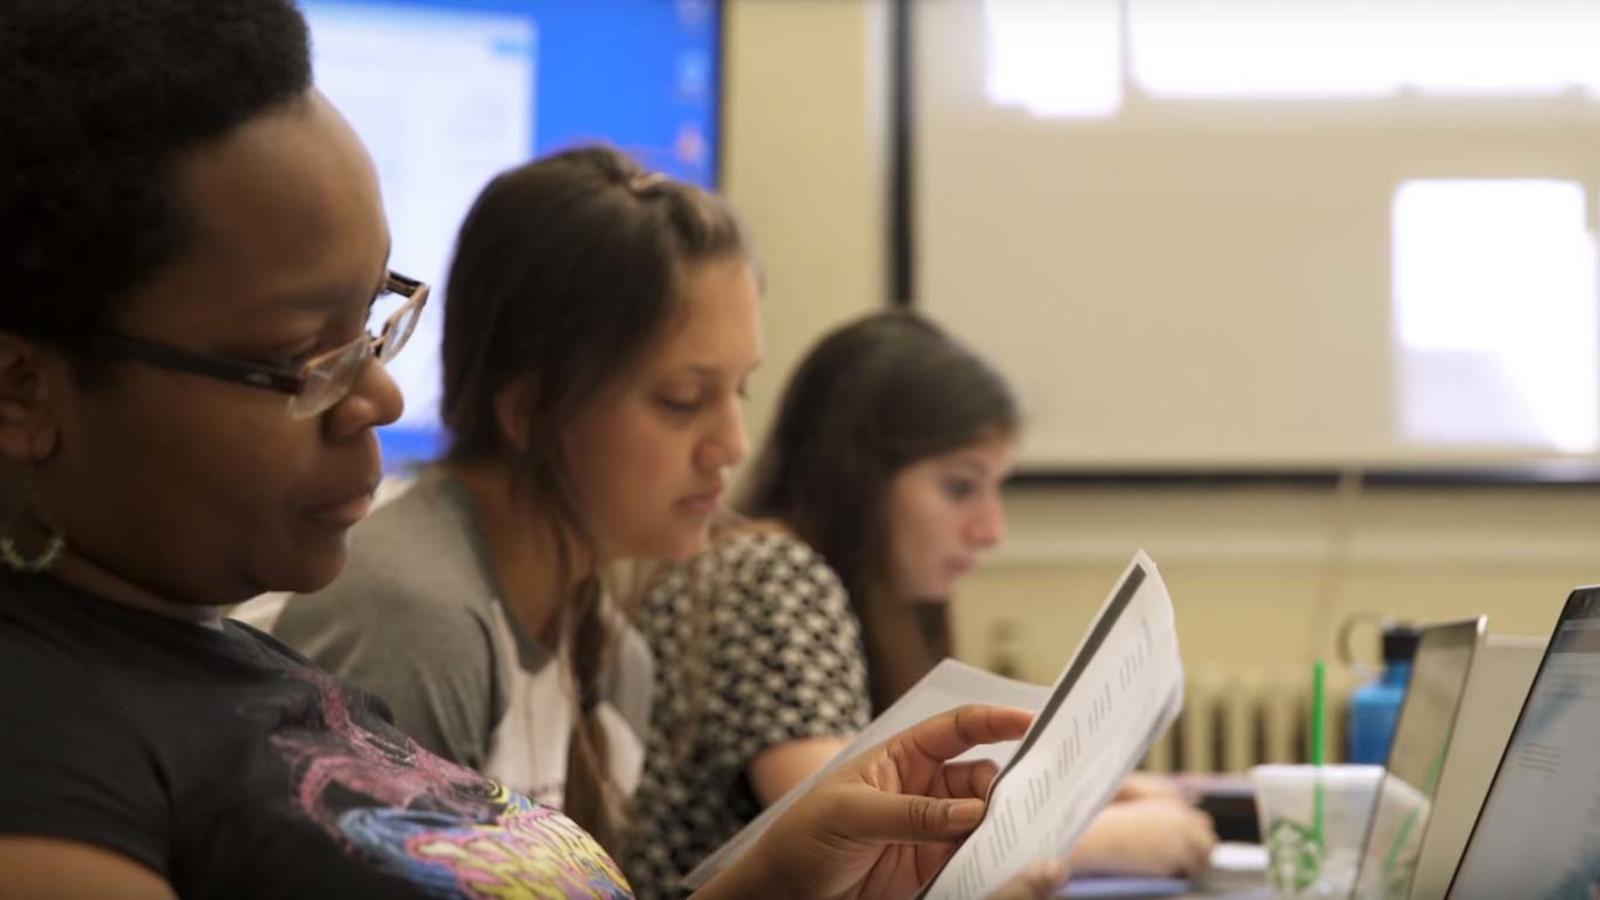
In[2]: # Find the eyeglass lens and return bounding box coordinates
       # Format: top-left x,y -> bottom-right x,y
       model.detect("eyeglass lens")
285,279 -> 426,418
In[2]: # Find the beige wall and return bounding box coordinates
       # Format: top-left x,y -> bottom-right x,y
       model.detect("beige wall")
720,0 -> 890,451
722,0 -> 1600,682
951,483 -> 1600,685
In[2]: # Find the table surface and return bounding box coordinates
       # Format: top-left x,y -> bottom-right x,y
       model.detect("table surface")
1060,874 -> 1270,899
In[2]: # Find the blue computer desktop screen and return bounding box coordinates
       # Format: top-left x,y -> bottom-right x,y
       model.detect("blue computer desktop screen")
300,0 -> 721,469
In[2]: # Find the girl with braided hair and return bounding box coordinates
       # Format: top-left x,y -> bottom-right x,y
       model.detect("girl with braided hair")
270,145 -> 754,857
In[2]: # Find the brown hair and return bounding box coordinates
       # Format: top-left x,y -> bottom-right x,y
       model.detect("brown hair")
737,310 -> 1018,712
439,146 -> 747,851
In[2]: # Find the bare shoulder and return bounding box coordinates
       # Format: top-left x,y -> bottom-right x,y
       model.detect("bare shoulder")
0,837 -> 176,900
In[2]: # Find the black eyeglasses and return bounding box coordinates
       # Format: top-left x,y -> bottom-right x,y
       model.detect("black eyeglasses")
85,271 -> 429,419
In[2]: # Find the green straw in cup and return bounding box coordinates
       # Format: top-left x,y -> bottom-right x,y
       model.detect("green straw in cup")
1312,659 -> 1326,845
1264,660 -> 1331,893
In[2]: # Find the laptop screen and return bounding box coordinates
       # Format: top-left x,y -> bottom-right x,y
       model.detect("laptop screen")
1353,618 -> 1483,900
1447,587 -> 1600,899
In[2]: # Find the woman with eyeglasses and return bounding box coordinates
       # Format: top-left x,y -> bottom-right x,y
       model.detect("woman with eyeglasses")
0,2 -> 1066,898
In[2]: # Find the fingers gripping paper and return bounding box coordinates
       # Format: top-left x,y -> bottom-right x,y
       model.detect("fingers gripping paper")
681,660 -> 1052,890
918,551 -> 1184,898
681,551 -> 1183,897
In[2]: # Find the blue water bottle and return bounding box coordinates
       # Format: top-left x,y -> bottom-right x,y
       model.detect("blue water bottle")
1345,623 -> 1418,764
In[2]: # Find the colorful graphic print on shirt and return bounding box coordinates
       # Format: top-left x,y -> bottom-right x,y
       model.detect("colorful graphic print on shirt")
265,668 -> 632,899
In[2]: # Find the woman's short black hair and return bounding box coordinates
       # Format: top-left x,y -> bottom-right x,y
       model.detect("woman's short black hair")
0,0 -> 312,339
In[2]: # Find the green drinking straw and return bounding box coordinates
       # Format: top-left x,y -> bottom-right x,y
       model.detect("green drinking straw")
1264,660 -> 1332,892
1311,659 -> 1327,847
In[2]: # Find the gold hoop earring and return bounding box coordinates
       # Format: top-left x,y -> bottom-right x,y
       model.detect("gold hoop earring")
0,534 -> 63,573
1,466 -> 65,574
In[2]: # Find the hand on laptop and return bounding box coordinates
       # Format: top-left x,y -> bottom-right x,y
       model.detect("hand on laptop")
1112,772 -> 1188,804
1069,795 -> 1219,878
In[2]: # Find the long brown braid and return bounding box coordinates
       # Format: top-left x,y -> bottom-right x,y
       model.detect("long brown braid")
439,146 -> 749,852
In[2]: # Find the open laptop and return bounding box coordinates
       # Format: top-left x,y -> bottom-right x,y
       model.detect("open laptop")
1446,586 -> 1600,899
1406,635 -> 1545,900
1351,617 -> 1486,900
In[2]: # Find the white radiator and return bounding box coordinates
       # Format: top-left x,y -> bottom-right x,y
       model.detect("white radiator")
1144,665 -> 1355,773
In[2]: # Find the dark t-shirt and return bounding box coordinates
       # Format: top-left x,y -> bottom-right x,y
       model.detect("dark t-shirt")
0,569 -> 633,899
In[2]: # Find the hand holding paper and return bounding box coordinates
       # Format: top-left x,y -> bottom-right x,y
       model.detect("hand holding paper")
683,660 -> 1052,889
696,705 -> 1044,900
918,551 -> 1184,899
688,551 -> 1184,900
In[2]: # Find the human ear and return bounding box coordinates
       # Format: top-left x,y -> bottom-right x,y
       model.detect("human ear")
492,374 -> 536,454
0,333 -> 61,463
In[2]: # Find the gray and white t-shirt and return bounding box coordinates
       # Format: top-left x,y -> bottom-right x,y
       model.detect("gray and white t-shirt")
256,468 -> 652,811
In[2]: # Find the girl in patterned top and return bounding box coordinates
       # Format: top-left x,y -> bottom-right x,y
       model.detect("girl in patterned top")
627,311 -> 1216,896
0,3 -> 1067,897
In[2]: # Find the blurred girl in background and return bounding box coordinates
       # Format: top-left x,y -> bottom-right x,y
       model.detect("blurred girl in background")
626,311 -> 1217,896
